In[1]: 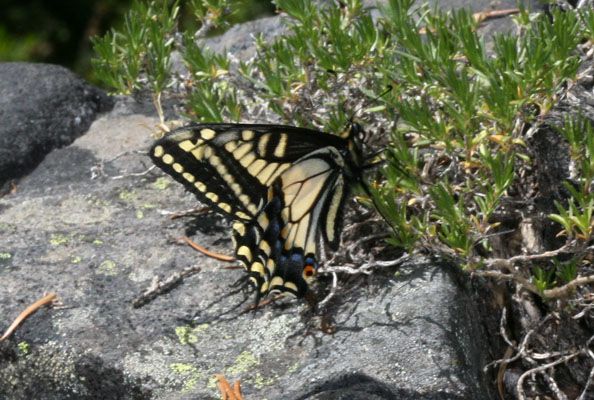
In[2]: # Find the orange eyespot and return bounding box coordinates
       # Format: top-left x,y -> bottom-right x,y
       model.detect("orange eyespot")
303,265 -> 316,279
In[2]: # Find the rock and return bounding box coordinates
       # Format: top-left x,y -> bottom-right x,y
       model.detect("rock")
0,140 -> 494,397
0,62 -> 114,189
0,95 -> 495,400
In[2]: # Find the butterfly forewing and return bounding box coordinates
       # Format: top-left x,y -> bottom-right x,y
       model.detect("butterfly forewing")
150,123 -> 365,300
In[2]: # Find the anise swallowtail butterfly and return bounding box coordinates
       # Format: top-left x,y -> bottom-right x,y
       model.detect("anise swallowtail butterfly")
150,122 -> 370,301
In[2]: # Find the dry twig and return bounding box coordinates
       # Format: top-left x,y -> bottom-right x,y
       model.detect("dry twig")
166,205 -> 211,219
475,244 -> 594,299
320,253 -> 411,276
578,334 -> 594,400
484,311 -> 553,372
132,265 -> 201,307
476,269 -> 594,299
215,374 -> 243,400
90,150 -> 150,180
317,271 -> 338,309
517,353 -> 580,400
0,293 -> 57,342
184,236 -> 235,262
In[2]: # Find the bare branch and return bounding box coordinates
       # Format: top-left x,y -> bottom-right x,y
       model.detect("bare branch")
485,313 -> 555,371
541,274 -> 594,298
317,271 -> 338,309
517,353 -> 580,400
483,245 -> 571,271
321,253 -> 411,276
542,368 -> 568,400
578,365 -> 594,400
476,269 -> 594,299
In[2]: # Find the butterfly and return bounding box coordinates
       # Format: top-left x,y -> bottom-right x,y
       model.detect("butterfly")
150,122 -> 372,302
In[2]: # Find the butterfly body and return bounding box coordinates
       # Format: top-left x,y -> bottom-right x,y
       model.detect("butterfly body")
150,123 -> 366,299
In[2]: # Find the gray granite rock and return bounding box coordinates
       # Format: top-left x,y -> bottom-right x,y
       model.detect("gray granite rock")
0,127 -> 494,397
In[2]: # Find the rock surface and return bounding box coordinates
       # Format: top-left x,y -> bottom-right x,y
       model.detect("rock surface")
0,63 -> 114,189
0,110 -> 494,398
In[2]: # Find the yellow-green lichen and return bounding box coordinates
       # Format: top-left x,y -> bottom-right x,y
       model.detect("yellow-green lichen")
251,372 -> 277,389
226,351 -> 259,375
136,210 -> 144,219
175,323 -> 210,344
119,190 -> 136,200
170,363 -> 196,374
70,255 -> 82,264
98,260 -> 118,275
93,239 -> 103,245
153,177 -> 169,190
169,363 -> 207,392
205,351 -> 260,390
207,374 -> 220,390
50,234 -> 69,245
175,326 -> 196,344
87,197 -> 110,208
287,362 -> 300,373
17,342 -> 29,354
50,233 -> 85,245
0,252 -> 11,259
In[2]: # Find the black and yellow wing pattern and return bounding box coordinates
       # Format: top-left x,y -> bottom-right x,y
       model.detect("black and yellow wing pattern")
150,123 -> 366,299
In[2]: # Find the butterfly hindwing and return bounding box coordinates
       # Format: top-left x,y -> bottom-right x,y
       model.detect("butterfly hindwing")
232,181 -> 316,299
151,123 -> 365,299
277,147 -> 348,253
231,147 -> 350,298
